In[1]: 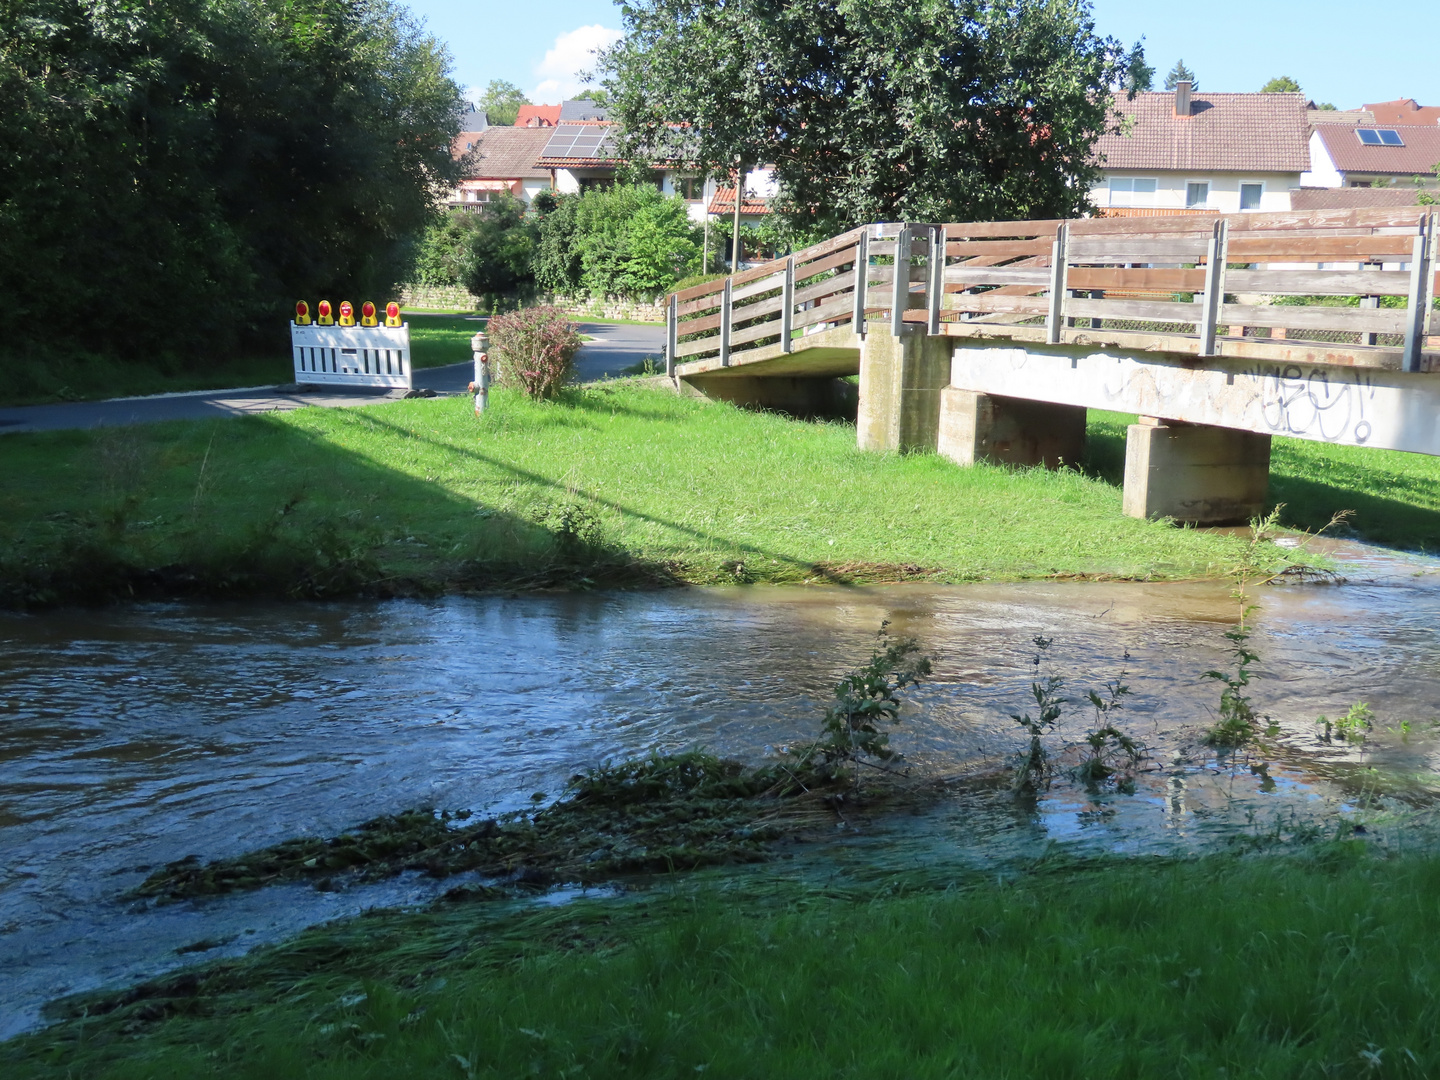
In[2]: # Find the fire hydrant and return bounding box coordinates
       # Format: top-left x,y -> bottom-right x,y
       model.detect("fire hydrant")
468,331 -> 491,415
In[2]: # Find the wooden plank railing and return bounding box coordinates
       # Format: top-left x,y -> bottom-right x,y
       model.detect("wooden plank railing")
667,208 -> 1439,374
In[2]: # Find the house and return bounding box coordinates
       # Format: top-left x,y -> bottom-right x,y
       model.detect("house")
515,104 -> 561,128
1362,99 -> 1440,127
1302,123 -> 1440,190
1092,84 -> 1308,213
448,126 -> 555,209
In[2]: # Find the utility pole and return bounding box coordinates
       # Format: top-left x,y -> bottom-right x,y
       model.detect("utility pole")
701,175 -> 711,273
732,161 -> 745,270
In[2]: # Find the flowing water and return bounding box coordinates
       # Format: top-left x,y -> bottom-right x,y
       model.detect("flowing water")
5,541 -> 1440,1038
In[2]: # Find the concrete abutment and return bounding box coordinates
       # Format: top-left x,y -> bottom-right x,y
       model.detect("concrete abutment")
938,389 -> 1087,469
1121,418 -> 1271,525
856,327 -> 951,452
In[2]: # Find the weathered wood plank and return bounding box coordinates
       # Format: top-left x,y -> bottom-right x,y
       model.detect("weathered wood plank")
674,333 -> 722,358
730,270 -> 785,303
793,275 -> 854,309
677,310 -> 722,336
728,318 -> 784,348
940,220 -> 1066,239
945,238 -> 1053,258
1066,267 -> 1206,291
674,277 -> 727,304
1221,303 -> 1410,334
1068,236 -> 1210,261
794,248 -> 855,282
1065,297 -> 1202,323
944,293 -> 1050,316
793,295 -> 858,330
1228,235 -> 1419,260
730,293 -> 785,324
677,291 -> 724,318
1226,269 -> 1413,296
945,266 -> 1053,287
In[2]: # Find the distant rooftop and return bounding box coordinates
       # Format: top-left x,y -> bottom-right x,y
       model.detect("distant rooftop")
456,103 -> 488,132
1362,98 -> 1440,126
515,104 -> 561,128
1096,89 -> 1309,173
558,99 -> 610,123
1312,123 -> 1440,176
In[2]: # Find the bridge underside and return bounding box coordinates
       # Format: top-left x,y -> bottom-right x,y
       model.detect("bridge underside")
676,324 -> 1440,525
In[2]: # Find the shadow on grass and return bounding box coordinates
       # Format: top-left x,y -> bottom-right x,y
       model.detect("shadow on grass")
1270,474 -> 1440,550
0,413 -> 682,609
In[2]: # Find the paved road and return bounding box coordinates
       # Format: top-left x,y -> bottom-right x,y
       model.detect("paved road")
0,321 -> 665,435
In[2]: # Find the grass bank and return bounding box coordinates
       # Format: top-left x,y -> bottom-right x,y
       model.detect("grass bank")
9,846 -> 1440,1077
0,314 -> 484,407
0,384 -> 1263,606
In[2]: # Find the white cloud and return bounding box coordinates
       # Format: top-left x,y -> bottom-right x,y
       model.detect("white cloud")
527,24 -> 622,104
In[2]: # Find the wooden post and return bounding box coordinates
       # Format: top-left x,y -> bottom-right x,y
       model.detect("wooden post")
1198,218 -> 1228,356
780,255 -> 795,352
891,225 -> 913,337
927,225 -> 946,336
852,231 -> 870,338
719,277 -> 733,367
1403,213 -> 1435,373
666,293 -> 678,377
732,162 -> 745,270
1045,223 -> 1069,345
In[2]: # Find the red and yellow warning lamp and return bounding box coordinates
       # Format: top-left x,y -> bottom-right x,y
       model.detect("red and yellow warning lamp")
385,302 -> 402,327
317,300 -> 334,326
338,301 -> 355,327
360,301 -> 378,327
294,300 -> 311,326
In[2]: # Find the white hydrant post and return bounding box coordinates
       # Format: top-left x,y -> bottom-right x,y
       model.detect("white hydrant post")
469,331 -> 491,415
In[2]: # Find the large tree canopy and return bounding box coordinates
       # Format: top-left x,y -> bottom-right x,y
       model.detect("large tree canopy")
0,0 -> 462,360
600,0 -> 1140,234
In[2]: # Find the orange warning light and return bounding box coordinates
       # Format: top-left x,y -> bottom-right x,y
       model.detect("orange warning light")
360,301 -> 377,327
295,300 -> 311,326
317,300 -> 334,325
338,301 -> 355,327
385,302 -> 402,328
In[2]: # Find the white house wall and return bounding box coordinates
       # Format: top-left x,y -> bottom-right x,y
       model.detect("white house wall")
1095,171 -> 1298,212
1300,131 -> 1344,188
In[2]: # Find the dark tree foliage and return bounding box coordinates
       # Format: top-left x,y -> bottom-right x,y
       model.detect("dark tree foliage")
600,0 -> 1141,235
459,195 -> 539,301
0,0 -> 463,362
1164,59 -> 1198,90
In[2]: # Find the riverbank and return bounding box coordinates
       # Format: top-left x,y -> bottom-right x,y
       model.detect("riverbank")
8,845 -> 1440,1077
0,382 -> 1284,607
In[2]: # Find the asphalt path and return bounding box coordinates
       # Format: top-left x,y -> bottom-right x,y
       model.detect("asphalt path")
0,321 -> 665,435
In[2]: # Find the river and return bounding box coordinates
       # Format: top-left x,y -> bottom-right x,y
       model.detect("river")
4,540 -> 1440,1038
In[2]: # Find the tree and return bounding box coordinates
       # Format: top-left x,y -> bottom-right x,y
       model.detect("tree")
535,186 -> 699,300
1125,44 -> 1155,93
600,0 -> 1141,236
459,195 -> 539,301
1260,76 -> 1302,93
481,80 -> 530,126
0,0 -> 463,362
1164,59 -> 1198,90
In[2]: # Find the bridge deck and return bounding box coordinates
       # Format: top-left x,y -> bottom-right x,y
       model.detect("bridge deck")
669,209 -> 1440,383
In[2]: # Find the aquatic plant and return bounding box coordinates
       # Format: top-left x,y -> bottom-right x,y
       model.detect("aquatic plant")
1318,701 -> 1375,745
1011,636 -> 1065,791
789,621 -> 932,789
1075,666 -> 1142,792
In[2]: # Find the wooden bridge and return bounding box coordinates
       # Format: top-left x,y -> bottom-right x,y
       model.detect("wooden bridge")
664,208 -> 1439,523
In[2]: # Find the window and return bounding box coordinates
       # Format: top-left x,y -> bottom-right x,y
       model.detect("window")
1356,129 -> 1405,146
1239,182 -> 1264,211
1185,181 -> 1210,208
674,176 -> 703,200
1108,177 -> 1157,207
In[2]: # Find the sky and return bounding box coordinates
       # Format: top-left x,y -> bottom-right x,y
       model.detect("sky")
415,0 -> 1440,111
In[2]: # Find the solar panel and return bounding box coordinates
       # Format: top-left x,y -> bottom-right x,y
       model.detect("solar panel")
1357,128 -> 1405,146
539,124 -> 616,159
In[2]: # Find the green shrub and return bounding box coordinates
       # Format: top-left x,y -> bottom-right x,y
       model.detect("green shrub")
535,184 -> 699,300
487,307 -> 582,399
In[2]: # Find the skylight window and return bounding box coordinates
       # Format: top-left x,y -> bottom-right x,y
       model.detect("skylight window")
1356,128 -> 1405,146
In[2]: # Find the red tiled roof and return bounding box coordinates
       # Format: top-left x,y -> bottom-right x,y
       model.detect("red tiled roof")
515,104 -> 561,128
707,186 -> 770,215
1313,124 -> 1440,176
1290,187 -> 1424,211
1095,91 -> 1310,172
455,127 -> 554,179
1362,99 -> 1440,126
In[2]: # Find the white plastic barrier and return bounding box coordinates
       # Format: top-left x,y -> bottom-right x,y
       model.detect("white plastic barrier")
290,322 -> 412,389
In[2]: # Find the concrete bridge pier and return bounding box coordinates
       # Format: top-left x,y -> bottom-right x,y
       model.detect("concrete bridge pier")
938,389 -> 1087,469
856,325 -> 951,452
1122,418 -> 1271,525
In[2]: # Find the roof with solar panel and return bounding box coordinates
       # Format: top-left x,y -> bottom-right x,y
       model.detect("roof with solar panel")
1312,123 -> 1440,175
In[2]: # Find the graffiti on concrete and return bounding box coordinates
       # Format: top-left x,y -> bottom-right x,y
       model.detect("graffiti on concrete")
1243,364 -> 1377,444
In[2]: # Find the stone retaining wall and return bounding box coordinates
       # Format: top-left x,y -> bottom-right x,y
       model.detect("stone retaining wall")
395,285 -> 666,324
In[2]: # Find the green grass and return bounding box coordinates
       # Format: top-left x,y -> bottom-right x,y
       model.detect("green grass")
0,384 -> 1260,605
0,313 -> 481,407
11,848 -> 1440,1077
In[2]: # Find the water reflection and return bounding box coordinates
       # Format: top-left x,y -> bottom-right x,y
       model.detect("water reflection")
2,539 -> 1440,1036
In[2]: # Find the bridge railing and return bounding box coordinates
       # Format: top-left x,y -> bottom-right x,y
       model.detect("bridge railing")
666,208 -> 1440,374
